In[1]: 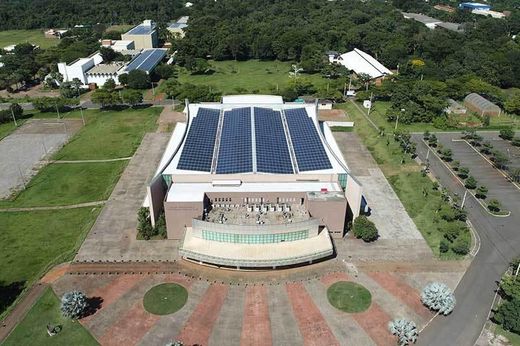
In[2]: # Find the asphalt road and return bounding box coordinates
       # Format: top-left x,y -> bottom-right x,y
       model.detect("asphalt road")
412,134 -> 520,346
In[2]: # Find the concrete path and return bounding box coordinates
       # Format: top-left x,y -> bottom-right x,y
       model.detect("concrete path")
75,132 -> 178,262
0,200 -> 106,212
333,132 -> 426,240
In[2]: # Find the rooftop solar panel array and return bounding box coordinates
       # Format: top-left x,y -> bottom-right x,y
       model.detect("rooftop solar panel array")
216,108 -> 253,174
177,108 -> 220,172
125,49 -> 166,73
254,108 -> 294,174
127,25 -> 154,35
285,108 -> 332,172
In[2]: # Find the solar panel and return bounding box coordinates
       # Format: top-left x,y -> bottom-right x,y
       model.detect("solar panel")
127,25 -> 153,35
285,108 -> 332,172
177,108 -> 220,172
254,107 -> 294,174
216,107 -> 253,174
125,49 -> 166,73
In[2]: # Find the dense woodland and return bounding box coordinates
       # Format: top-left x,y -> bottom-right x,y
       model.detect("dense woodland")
1,0 -> 520,121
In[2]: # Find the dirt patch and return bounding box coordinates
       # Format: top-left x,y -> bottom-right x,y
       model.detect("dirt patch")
319,109 -> 349,122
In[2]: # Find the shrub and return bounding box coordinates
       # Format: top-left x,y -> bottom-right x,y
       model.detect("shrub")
451,160 -> 460,171
464,176 -> 477,189
512,137 -> 520,147
428,134 -> 437,147
421,282 -> 456,315
457,167 -> 469,179
155,212 -> 167,239
443,223 -> 461,242
60,291 -> 88,319
499,128 -> 515,141
388,319 -> 418,346
475,186 -> 488,199
137,207 -> 154,240
488,199 -> 502,213
440,148 -> 453,162
493,298 -> 520,334
352,215 -> 379,242
439,239 -> 449,253
452,237 -> 470,255
423,130 -> 430,140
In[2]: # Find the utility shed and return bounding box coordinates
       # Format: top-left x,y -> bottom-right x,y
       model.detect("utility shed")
463,93 -> 501,116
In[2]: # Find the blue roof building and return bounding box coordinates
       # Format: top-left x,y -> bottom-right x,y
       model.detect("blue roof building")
459,2 -> 491,11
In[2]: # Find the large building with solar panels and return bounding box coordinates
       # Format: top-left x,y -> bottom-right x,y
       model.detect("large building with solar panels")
121,20 -> 159,49
146,95 -> 364,269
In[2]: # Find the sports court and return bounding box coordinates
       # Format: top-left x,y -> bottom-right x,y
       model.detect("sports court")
0,119 -> 82,199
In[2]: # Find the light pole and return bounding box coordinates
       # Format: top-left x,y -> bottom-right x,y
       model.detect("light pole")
395,108 -> 405,130
55,102 -> 60,119
79,106 -> 85,126
10,107 -> 18,126
460,189 -> 468,209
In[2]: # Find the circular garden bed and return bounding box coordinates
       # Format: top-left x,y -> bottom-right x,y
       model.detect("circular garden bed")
143,283 -> 188,315
327,281 -> 372,313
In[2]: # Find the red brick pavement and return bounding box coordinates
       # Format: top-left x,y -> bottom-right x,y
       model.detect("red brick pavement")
366,272 -> 432,320
241,285 -> 272,346
352,303 -> 394,346
286,282 -> 339,346
176,283 -> 229,345
81,275 -> 147,325
98,299 -> 161,346
320,271 -> 351,287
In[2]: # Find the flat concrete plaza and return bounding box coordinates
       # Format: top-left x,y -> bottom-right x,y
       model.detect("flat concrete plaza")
0,119 -> 82,198
333,132 -> 425,241
51,261 -> 466,346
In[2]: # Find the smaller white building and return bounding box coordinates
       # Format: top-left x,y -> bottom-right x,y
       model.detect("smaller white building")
330,48 -> 392,80
101,40 -> 135,52
57,52 -> 103,85
472,9 -> 506,18
85,63 -> 125,86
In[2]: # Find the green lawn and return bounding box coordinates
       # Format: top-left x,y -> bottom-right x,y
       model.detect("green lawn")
0,107 -> 159,318
143,283 -> 188,315
0,30 -> 60,49
178,60 -> 328,94
3,287 -> 98,346
0,121 -> 22,140
337,102 -> 469,258
327,281 -> 372,313
52,108 -> 160,160
0,161 -> 126,207
495,325 -> 520,345
0,208 -> 100,318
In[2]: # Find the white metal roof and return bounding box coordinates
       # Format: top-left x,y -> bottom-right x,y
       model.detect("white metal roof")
222,95 -> 283,104
333,48 -> 392,79
167,181 -> 342,202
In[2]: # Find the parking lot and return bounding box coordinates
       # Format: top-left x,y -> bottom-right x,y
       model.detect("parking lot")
0,119 -> 82,199
414,132 -> 519,212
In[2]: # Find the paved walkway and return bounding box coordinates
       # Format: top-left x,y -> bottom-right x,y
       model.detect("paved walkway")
75,132 -> 177,262
334,132 -> 425,240
0,200 -> 106,212
46,260 -> 467,346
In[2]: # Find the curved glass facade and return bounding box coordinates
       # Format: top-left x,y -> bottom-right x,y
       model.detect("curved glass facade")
201,229 -> 309,244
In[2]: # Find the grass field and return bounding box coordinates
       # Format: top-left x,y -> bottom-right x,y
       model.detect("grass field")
0,161 -> 126,208
0,121 -> 21,140
337,102 -> 469,258
495,325 -> 520,345
0,208 -> 100,317
360,100 -> 519,132
52,107 -> 161,160
143,283 -> 188,315
0,107 -> 159,318
0,30 -> 59,49
327,281 -> 372,313
3,287 -> 98,346
178,60 -> 328,94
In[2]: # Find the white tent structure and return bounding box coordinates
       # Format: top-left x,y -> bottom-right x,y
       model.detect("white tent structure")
330,48 -> 392,80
